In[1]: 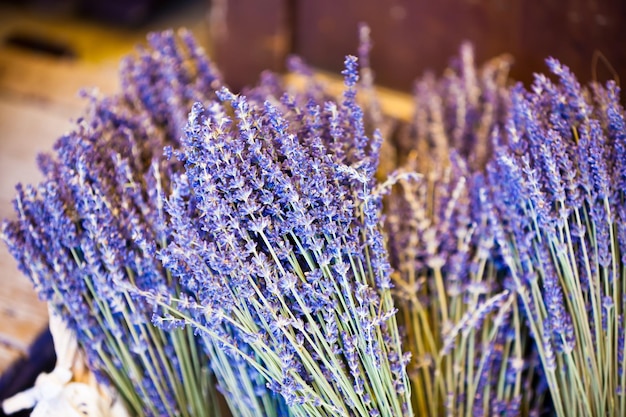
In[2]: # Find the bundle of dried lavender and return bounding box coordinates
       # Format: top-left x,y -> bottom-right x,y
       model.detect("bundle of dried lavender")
487,60 -> 626,417
385,45 -> 543,416
143,55 -> 413,417
1,29 -> 224,417
3,23 -> 623,417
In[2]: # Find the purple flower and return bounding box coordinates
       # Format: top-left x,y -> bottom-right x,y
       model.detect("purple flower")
485,57 -> 626,416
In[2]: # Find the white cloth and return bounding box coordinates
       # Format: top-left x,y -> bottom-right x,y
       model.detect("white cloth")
2,306 -> 129,417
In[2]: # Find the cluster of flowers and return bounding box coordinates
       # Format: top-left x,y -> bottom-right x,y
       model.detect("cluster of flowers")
2,27 -> 625,417
387,40 -> 626,417
385,44 -> 543,416
152,57 -> 410,416
1,30 -> 224,417
485,60 -> 626,416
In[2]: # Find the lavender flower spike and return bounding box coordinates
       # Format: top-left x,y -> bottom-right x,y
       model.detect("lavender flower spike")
1,29 -> 225,417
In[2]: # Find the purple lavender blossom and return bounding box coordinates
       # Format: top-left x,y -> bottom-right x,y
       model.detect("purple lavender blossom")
154,55 -> 412,417
396,43 -> 511,172
486,58 -> 626,416
1,29 -> 224,417
385,44 -> 537,417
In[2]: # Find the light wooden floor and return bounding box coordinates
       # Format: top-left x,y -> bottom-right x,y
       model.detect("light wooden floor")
0,1 -> 211,373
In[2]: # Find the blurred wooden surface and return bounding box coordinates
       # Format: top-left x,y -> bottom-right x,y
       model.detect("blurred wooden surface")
212,0 -> 291,91
215,0 -> 625,93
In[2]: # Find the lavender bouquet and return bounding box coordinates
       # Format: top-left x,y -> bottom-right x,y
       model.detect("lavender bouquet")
1,30 -> 224,417
385,44 -> 544,416
3,26 -> 413,417
387,160 -> 534,417
2,22 -> 625,417
486,60 -> 626,416
142,54 -> 413,417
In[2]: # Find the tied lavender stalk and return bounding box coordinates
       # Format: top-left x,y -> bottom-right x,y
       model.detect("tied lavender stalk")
486,59 -> 626,416
386,45 -> 542,416
146,55 -> 413,416
1,29 -> 224,417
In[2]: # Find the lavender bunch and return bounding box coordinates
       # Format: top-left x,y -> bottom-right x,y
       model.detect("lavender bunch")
1,29 -> 224,417
387,161 -> 535,417
385,45 -> 542,416
486,60 -> 626,416
147,55 -> 413,416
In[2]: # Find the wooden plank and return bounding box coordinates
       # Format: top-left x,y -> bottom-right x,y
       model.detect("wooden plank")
0,48 -> 118,117
290,0 -> 623,91
211,0 -> 291,91
519,0 -> 625,86
293,0 -> 521,92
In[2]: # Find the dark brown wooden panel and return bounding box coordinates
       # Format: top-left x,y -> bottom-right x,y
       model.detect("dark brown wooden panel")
518,0 -> 625,87
211,0 -> 291,91
214,0 -> 626,92
295,0 -> 521,91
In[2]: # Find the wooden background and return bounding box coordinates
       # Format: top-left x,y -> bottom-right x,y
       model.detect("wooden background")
215,0 -> 626,93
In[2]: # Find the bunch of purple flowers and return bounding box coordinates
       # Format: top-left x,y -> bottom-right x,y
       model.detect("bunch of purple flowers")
1,30 -> 224,417
385,44 -> 544,416
145,53 -> 413,417
486,60 -> 626,416
3,26 -> 412,417
3,24 -> 625,417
